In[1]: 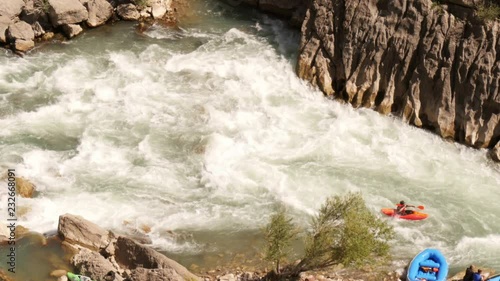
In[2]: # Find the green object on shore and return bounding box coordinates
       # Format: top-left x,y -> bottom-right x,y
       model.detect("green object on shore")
67,272 -> 94,281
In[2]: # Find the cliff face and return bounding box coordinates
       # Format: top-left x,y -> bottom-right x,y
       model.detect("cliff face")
296,0 -> 500,151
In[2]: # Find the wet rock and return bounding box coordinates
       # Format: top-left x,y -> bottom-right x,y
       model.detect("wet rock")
490,141 -> 500,162
114,236 -> 200,280
0,268 -> 15,281
0,0 -> 25,20
13,38 -> 34,52
72,248 -> 120,280
15,177 -> 36,198
50,269 -> 68,277
62,23 -> 83,38
129,268 -> 183,281
117,4 -> 140,21
48,0 -> 88,26
86,0 -> 113,27
15,225 -> 30,239
58,214 -> 111,251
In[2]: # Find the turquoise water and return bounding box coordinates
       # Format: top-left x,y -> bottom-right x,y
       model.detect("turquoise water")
1,1 -> 500,280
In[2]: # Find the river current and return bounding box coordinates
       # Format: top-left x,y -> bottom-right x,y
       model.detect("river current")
1,1 -> 499,279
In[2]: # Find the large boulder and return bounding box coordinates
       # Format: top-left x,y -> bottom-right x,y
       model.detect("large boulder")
86,0 -> 113,27
7,21 -> 35,52
7,21 -> 34,41
116,4 -> 140,21
72,248 -> 122,280
0,0 -> 25,20
48,0 -> 88,26
114,236 -> 200,281
58,214 -> 111,251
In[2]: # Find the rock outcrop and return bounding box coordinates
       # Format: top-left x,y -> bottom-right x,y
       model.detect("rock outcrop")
296,0 -> 499,157
58,214 -> 111,251
57,214 -> 200,281
0,0 -> 182,53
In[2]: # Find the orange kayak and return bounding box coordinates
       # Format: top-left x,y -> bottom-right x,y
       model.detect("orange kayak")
381,208 -> 428,220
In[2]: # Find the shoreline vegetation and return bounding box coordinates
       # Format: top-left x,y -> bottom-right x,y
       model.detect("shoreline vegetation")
1,189 -> 497,281
0,192 -> 403,281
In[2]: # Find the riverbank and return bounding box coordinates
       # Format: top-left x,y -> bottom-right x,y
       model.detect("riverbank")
0,214 -> 497,281
0,0 -> 189,54
0,214 -> 403,281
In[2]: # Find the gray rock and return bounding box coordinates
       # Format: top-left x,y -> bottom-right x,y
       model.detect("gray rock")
86,0 -> 113,27
72,248 -> 120,280
297,0 -> 500,154
114,236 -> 200,280
117,4 -> 140,21
0,0 -> 25,20
0,16 -> 10,43
128,268 -> 183,281
7,21 -> 35,41
490,142 -> 500,162
32,21 -> 45,37
48,0 -> 88,26
58,214 -> 111,251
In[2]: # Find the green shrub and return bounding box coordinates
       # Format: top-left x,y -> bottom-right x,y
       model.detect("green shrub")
477,4 -> 500,21
263,208 -> 298,274
293,192 -> 394,273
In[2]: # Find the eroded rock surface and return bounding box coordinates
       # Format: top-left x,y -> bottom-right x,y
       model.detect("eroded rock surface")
297,0 -> 499,152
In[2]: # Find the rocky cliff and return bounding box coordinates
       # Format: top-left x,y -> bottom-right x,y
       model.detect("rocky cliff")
231,0 -> 500,160
297,0 -> 499,154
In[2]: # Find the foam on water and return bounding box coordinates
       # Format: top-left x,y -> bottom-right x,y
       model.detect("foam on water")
0,1 -> 500,274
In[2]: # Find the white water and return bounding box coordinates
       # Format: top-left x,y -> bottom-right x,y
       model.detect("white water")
1,1 -> 499,274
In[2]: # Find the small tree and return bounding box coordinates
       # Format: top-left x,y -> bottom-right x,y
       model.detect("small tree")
263,208 -> 297,274
293,192 -> 394,273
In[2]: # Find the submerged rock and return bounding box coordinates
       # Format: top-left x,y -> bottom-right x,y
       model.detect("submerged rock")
15,177 -> 36,198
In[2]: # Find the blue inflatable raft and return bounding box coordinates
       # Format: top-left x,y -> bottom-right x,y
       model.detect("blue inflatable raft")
407,248 -> 448,281
487,274 -> 500,281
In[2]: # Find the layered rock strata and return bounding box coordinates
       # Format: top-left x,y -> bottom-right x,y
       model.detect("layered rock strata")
297,0 -> 499,155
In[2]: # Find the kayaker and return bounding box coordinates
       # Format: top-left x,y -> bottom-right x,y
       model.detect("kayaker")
396,200 -> 415,215
463,265 -> 474,281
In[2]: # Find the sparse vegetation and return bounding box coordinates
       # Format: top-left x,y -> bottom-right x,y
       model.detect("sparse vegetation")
134,0 -> 150,9
477,3 -> 500,21
263,192 -> 394,277
263,208 -> 298,275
